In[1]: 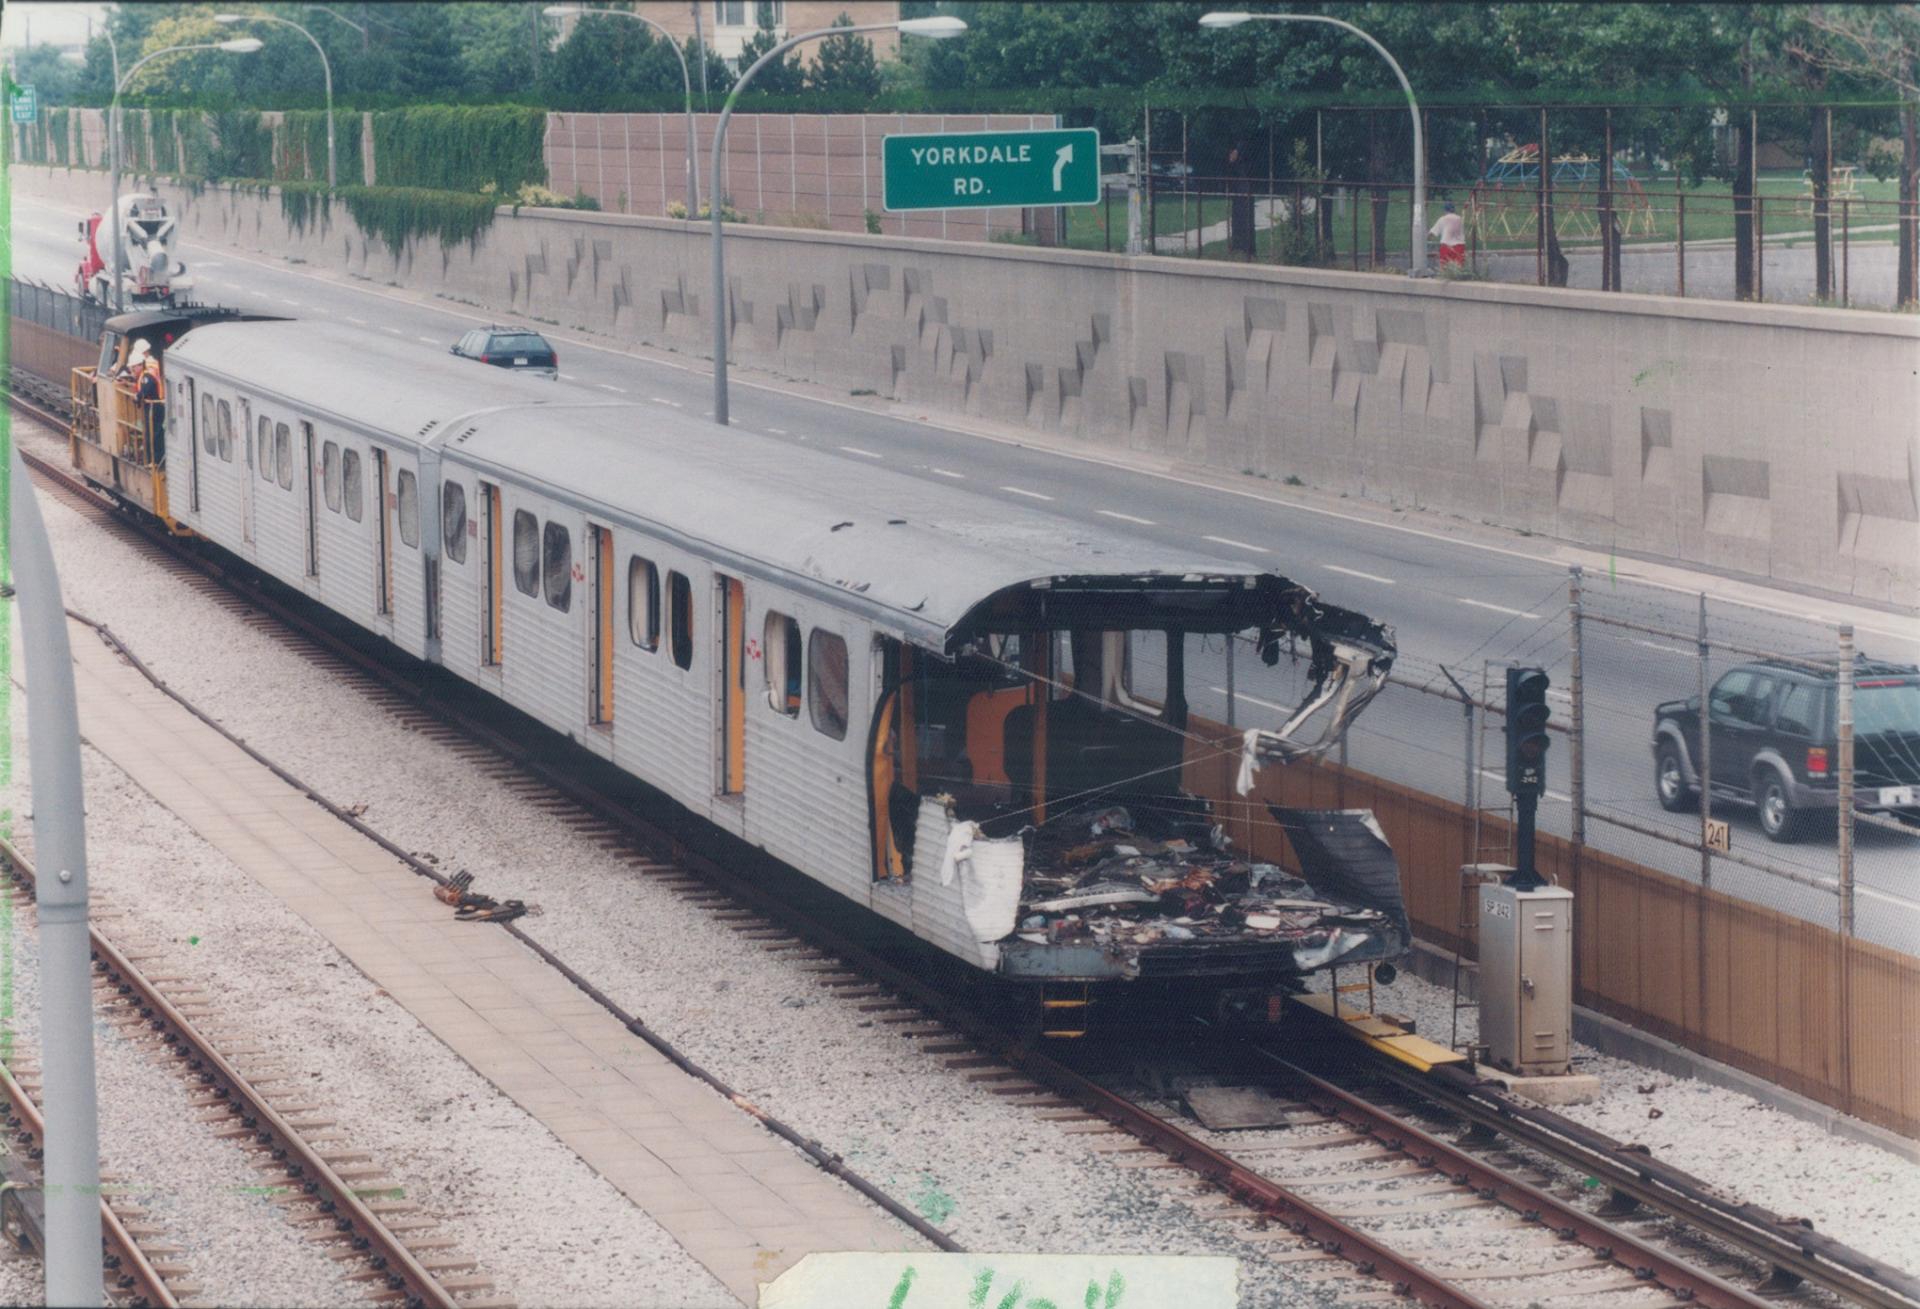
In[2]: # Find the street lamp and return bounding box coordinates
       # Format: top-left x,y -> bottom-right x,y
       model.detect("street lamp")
709,15 -> 966,425
543,6 -> 698,216
216,12 -> 337,190
1199,11 -> 1428,276
109,38 -> 263,311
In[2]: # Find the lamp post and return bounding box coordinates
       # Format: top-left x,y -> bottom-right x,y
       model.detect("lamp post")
710,15 -> 965,425
543,6 -> 698,216
216,13 -> 336,190
108,39 -> 262,312
1200,11 -> 1427,275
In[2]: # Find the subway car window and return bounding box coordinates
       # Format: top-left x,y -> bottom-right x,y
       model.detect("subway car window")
629,556 -> 659,650
809,629 -> 849,740
275,422 -> 293,490
512,510 -> 539,596
258,416 -> 273,482
397,469 -> 420,548
668,571 -> 693,670
442,482 -> 467,563
542,521 -> 572,612
216,401 -> 233,461
342,448 -> 364,521
203,397 -> 219,454
323,441 -> 341,512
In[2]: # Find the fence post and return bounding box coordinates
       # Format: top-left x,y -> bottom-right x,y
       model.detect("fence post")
1224,634 -> 1236,730
1755,191 -> 1765,301
1676,190 -> 1686,298
1837,624 -> 1855,937
1697,592 -> 1711,894
1569,566 -> 1585,849
1841,198 -> 1850,307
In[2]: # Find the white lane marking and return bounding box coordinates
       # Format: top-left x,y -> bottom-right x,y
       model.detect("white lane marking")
279,297 -> 302,306
416,335 -> 439,344
380,326 -> 403,335
1635,638 -> 1692,657
1478,768 -> 1573,803
1459,598 -> 1537,619
1002,485 -> 1055,501
598,383 -> 628,393
1207,686 -> 1292,715
345,316 -> 368,326
1323,564 -> 1396,584
1204,534 -> 1269,554
767,427 -> 788,435
931,468 -> 966,479
840,445 -> 884,459
1097,509 -> 1156,526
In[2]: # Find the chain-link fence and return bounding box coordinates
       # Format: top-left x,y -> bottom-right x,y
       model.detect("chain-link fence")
8,277 -> 108,344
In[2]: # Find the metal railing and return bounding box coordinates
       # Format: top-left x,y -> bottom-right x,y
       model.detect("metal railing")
1069,173 -> 1920,311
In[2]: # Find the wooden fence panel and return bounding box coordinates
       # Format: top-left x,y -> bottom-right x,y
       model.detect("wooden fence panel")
1178,711 -> 1918,1137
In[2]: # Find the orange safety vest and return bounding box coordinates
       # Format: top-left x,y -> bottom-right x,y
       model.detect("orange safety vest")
138,361 -> 166,403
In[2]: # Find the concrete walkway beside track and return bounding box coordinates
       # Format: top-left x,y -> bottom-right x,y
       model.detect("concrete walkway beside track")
50,616 -> 915,1303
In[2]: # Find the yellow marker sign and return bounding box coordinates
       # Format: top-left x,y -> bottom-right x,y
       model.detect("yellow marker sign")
1705,818 -> 1731,853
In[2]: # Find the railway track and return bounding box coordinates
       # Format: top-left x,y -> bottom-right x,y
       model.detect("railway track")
8,384 -> 1916,1308
0,837 -> 497,1309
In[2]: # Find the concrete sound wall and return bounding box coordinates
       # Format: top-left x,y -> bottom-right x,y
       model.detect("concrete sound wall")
18,166 -> 1917,606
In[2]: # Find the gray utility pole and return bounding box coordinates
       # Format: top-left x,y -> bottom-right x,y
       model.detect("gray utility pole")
109,39 -> 262,310
216,13 -> 336,189
10,449 -> 103,1308
710,16 -> 966,426
691,1 -> 710,111
1201,10 -> 1427,275
545,7 -> 698,215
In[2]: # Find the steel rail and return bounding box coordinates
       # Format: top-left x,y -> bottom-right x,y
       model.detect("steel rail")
11,388 -> 1915,1309
1249,1047 -> 1769,1309
1359,1051 -> 1920,1309
0,840 -> 459,1309
0,1059 -> 178,1308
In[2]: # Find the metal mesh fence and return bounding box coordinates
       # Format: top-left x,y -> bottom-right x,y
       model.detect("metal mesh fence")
7,277 -> 107,344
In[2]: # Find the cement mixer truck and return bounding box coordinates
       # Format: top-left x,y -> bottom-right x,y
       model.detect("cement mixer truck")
75,193 -> 195,308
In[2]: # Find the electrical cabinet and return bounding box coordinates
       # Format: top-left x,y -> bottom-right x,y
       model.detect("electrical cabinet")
1477,882 -> 1573,1075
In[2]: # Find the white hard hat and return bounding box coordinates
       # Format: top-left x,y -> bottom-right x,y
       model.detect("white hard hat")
129,339 -> 151,357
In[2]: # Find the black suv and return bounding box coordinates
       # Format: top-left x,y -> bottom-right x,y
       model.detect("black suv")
451,325 -> 558,378
1652,657 -> 1920,842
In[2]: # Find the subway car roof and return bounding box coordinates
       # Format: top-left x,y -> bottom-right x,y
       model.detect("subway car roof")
166,317 -> 570,443
166,320 -> 1337,650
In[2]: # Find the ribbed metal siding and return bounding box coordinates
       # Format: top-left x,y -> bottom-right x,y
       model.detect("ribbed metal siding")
607,533 -> 712,822
498,486 -> 588,743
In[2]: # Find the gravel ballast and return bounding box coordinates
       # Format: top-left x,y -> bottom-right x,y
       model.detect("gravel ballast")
5,637 -> 739,1307
9,427 -> 1919,1300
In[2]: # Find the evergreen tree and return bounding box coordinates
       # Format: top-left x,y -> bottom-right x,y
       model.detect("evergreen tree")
807,15 -> 882,98
735,15 -> 805,97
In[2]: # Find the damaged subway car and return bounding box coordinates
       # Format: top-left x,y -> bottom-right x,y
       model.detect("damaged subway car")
148,320 -> 1409,1027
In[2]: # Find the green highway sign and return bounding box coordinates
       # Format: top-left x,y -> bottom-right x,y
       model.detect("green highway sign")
883,127 -> 1100,212
10,85 -> 37,125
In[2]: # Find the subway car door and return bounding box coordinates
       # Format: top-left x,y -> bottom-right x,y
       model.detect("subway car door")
588,525 -> 614,727
301,422 -> 319,579
480,482 -> 503,667
716,575 -> 745,797
238,399 -> 256,547
373,447 -> 393,616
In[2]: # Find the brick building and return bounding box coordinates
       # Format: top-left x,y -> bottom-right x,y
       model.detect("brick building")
564,2 -> 903,65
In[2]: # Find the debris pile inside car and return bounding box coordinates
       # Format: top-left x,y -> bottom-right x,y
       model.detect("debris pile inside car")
1010,797 -> 1402,961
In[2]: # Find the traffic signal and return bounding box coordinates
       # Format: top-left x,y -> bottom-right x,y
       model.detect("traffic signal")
1505,667 -> 1552,798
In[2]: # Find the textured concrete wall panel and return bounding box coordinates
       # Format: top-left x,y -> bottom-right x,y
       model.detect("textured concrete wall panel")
14,166 -> 1914,605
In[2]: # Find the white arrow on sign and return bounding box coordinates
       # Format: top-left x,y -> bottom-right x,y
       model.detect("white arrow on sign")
1052,144 -> 1072,192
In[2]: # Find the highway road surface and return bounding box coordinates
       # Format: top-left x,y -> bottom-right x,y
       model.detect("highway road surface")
8,192 -> 1915,956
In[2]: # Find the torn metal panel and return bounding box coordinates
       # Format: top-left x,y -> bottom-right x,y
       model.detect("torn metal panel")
1268,806 -> 1412,951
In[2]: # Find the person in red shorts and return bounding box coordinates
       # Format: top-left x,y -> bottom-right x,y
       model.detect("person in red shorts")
1430,201 -> 1467,269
